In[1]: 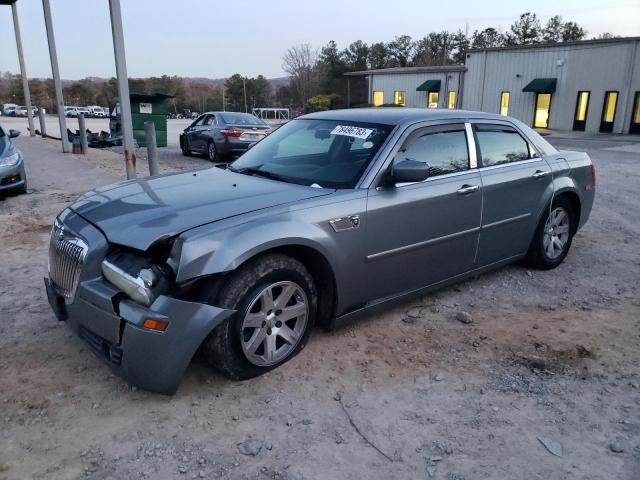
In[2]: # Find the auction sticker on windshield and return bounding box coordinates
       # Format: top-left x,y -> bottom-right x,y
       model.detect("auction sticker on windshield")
330,125 -> 373,139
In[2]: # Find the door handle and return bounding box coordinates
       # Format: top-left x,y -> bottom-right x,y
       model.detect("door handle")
457,184 -> 480,195
532,170 -> 549,179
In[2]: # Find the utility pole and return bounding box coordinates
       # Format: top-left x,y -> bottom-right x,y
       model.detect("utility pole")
42,0 -> 71,152
243,77 -> 247,113
222,86 -> 226,112
8,1 -> 35,136
108,0 -> 136,179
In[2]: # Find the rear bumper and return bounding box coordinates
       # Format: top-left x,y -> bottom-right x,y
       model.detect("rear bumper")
45,277 -> 234,394
216,138 -> 257,155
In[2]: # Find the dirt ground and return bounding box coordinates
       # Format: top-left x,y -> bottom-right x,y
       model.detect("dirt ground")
0,133 -> 638,480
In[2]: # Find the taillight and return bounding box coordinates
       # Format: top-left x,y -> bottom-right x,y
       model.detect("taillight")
221,129 -> 242,137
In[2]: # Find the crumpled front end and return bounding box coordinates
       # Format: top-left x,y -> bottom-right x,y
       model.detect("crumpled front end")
44,209 -> 234,394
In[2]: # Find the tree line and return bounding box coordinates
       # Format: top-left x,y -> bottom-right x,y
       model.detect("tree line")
0,72 -> 274,114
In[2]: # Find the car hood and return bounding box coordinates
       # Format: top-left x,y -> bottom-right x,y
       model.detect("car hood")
70,167 -> 333,250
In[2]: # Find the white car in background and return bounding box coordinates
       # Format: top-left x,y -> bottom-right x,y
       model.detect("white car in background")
2,104 -> 18,116
16,106 -> 38,117
64,106 -> 79,117
76,107 -> 91,118
89,106 -> 106,118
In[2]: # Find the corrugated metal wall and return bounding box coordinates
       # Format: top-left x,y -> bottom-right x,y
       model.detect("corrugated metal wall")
371,72 -> 462,109
366,39 -> 640,133
463,39 -> 640,133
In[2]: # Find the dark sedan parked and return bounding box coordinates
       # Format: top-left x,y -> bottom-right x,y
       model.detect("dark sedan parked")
179,111 -> 272,161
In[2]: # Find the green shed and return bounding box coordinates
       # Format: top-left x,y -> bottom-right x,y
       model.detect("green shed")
110,93 -> 174,147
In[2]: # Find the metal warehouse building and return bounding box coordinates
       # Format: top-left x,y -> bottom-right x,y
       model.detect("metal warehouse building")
346,37 -> 640,134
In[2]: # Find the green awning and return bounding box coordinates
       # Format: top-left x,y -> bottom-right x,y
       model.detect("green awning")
522,78 -> 557,93
416,79 -> 441,92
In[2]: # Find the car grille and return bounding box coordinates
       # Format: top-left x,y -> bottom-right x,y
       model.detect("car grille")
49,219 -> 88,301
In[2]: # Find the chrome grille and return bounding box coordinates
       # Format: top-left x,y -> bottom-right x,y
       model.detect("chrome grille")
48,218 -> 88,301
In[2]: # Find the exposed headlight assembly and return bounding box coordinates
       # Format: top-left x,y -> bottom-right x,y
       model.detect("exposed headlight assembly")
101,252 -> 170,306
0,152 -> 20,167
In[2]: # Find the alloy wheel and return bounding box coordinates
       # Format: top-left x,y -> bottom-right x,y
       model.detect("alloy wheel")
542,206 -> 570,259
208,142 -> 217,161
240,281 -> 308,367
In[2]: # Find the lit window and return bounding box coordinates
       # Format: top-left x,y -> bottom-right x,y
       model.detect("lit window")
427,92 -> 439,108
372,91 -> 384,107
534,93 -> 551,128
499,92 -> 510,116
634,93 -> 640,124
394,91 -> 406,106
447,91 -> 456,109
575,91 -> 590,121
603,91 -> 618,123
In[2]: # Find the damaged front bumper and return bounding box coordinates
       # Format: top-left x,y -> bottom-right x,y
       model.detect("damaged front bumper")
45,276 -> 234,395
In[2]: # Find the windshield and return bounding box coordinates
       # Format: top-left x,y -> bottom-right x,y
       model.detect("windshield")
220,113 -> 265,126
230,119 -> 393,189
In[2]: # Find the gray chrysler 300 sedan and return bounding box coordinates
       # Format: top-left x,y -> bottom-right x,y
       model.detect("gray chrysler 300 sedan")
45,109 -> 595,394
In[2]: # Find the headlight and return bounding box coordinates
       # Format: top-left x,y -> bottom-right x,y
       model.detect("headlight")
101,252 -> 169,306
0,152 -> 20,167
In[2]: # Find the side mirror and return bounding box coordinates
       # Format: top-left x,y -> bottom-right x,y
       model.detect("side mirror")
388,158 -> 429,184
9,129 -> 20,138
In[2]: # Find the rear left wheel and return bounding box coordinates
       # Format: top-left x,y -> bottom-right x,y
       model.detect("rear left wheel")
525,196 -> 575,270
207,141 -> 218,162
203,253 -> 316,379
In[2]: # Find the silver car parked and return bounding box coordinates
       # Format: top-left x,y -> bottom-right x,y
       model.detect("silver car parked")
45,109 -> 595,394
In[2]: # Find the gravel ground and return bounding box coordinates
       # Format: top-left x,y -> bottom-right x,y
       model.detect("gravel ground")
0,133 -> 638,480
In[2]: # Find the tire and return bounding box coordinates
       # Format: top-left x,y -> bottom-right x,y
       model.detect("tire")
525,196 -> 575,270
203,253 -> 317,380
181,137 -> 192,156
207,140 -> 218,162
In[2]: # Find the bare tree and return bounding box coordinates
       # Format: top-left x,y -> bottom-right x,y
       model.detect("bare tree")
282,44 -> 318,105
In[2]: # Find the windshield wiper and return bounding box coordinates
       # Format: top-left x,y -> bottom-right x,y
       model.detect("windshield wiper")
228,165 -> 289,183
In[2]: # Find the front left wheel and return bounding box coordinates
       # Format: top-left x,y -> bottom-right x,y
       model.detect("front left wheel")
181,136 -> 192,156
203,253 -> 317,379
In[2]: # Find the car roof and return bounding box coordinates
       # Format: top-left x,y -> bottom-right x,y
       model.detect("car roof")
301,108 -> 508,126
203,111 -> 253,116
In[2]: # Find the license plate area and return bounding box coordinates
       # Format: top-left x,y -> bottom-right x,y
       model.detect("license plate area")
239,132 -> 264,141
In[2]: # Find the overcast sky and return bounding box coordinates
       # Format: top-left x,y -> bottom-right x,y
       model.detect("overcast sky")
1,0 -> 638,80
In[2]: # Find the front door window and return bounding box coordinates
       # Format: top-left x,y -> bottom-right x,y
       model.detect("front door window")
534,93 -> 551,128
427,92 -> 439,108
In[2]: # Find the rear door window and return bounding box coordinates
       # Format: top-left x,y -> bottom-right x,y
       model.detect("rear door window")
474,124 -> 531,167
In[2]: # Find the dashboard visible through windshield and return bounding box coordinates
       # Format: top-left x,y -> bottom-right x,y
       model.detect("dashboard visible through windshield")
229,119 -> 393,189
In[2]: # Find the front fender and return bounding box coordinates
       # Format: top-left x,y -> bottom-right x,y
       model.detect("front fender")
174,219 -> 339,282
169,193 -> 369,314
